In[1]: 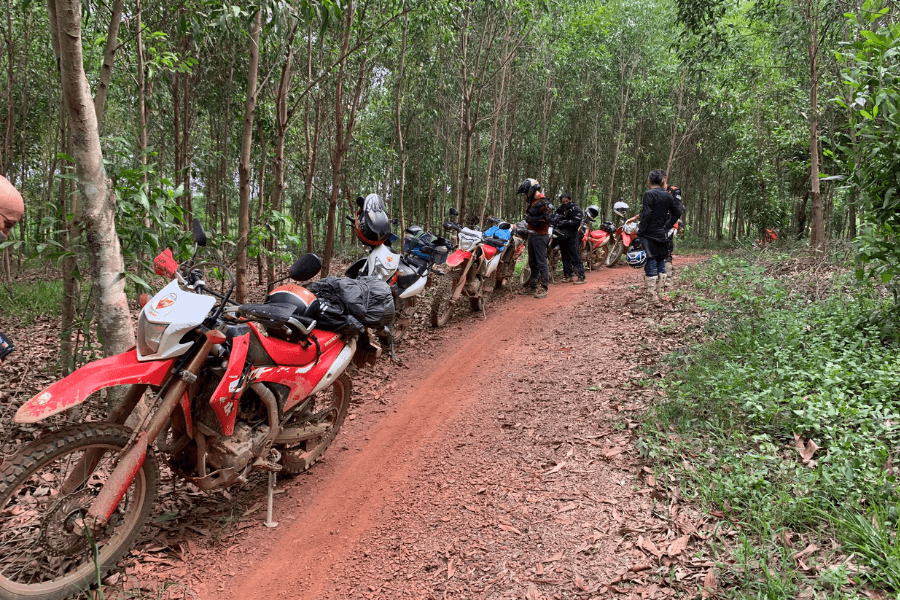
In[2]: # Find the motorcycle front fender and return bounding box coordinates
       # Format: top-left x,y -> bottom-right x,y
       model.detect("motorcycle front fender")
622,232 -> 634,247
446,249 -> 472,267
15,349 -> 175,424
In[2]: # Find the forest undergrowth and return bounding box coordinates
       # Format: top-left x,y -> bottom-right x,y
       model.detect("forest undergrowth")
640,246 -> 900,599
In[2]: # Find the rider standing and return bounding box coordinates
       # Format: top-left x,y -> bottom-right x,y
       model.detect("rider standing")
638,169 -> 684,305
555,193 -> 586,284
518,178 -> 553,298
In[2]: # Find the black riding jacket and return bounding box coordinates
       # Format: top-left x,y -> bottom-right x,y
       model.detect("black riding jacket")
638,188 -> 684,242
554,202 -> 584,237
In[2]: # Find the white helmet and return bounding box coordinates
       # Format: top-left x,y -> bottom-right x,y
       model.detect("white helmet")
624,221 -> 638,235
613,201 -> 629,218
626,248 -> 647,268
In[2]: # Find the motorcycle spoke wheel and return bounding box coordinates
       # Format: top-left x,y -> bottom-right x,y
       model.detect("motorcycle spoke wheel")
605,240 -> 624,267
279,374 -> 351,475
429,275 -> 454,328
591,246 -> 610,270
0,423 -> 159,600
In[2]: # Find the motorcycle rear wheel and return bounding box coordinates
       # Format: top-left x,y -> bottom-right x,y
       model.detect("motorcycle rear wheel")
429,274 -> 455,327
279,373 -> 351,475
0,423 -> 159,600
605,240 -> 624,267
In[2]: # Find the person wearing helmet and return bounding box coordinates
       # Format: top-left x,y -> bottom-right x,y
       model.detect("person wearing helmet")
637,169 -> 684,305
555,193 -> 586,284
517,178 -> 553,298
0,175 -> 24,368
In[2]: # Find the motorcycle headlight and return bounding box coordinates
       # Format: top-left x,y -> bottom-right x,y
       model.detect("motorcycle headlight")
137,312 -> 168,356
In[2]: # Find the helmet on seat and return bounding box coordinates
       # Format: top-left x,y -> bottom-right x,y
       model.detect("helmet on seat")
613,201 -> 629,218
584,205 -> 600,221
267,284 -> 321,318
623,221 -> 638,235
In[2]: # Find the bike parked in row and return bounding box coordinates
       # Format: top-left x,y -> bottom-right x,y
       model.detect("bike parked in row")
345,194 -> 451,344
578,204 -> 616,271
430,208 -> 513,327
0,220 -> 392,600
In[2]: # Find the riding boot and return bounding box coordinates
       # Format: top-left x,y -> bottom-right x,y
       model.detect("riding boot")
643,275 -> 659,305
657,272 -> 668,299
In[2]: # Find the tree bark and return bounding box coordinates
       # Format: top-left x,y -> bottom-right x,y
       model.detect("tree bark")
807,0 -> 825,254
52,0 -> 135,357
93,0 -> 125,127
235,8 -> 262,303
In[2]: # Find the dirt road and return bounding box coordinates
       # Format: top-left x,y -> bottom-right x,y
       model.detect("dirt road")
171,259 -> 710,600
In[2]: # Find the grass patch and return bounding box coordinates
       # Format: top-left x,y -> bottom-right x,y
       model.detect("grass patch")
0,280 -> 64,324
641,251 -> 900,598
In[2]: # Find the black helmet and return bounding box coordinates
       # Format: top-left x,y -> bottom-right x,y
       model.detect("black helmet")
516,178 -> 541,200
354,193 -> 392,246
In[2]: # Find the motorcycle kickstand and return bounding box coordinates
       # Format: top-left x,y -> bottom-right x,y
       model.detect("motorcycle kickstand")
481,300 -> 487,320
265,471 -> 279,528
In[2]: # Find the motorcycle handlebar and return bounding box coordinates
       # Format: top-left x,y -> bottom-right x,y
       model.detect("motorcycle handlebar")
443,221 -> 461,231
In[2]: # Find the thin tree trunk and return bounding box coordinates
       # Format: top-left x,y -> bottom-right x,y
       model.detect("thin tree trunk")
53,0 -> 135,360
93,0 -> 125,126
235,8 -> 262,303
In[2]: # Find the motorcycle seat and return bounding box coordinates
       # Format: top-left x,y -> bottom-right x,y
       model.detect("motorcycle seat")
484,237 -> 506,248
239,302 -> 299,323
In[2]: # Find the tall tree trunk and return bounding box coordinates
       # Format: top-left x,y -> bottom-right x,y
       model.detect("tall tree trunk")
269,24 -> 297,285
52,0 -> 135,358
93,0 -> 125,127
807,0 -> 824,254
235,8 -> 262,303
394,14 -> 408,233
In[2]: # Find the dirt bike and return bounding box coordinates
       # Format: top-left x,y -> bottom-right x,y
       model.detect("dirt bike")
0,221 -> 384,600
430,208 -> 511,327
580,217 -> 616,271
487,216 -> 524,290
344,195 -> 450,345
605,219 -> 639,268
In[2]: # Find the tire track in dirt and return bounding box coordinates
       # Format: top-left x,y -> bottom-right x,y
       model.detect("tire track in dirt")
194,261 -> 701,600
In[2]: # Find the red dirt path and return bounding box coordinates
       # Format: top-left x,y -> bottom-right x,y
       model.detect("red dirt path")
175,257 -> 712,600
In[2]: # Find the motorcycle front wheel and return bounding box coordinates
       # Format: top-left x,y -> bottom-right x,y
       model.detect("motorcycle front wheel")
590,244 -> 610,270
605,240 -> 624,267
0,423 -> 159,600
429,273 -> 456,327
279,373 -> 351,475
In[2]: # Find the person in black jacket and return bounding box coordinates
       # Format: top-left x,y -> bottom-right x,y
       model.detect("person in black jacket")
555,193 -> 586,284
518,178 -> 553,298
637,169 -> 684,304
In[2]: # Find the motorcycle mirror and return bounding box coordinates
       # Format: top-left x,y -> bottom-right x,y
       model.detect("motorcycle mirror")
449,207 -> 459,217
289,253 -> 322,281
192,218 -> 207,247
391,218 -> 399,225
499,222 -> 511,230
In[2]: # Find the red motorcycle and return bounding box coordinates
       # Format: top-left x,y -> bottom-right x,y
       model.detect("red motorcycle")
578,204 -> 615,271
430,209 -> 511,326
604,201 -> 637,268
0,221 -> 385,600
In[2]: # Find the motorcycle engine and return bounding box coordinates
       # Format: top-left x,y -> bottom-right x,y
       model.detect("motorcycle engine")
206,421 -> 270,473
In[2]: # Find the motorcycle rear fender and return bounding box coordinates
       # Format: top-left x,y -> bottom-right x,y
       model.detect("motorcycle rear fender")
446,249 -> 472,267
15,349 -> 175,424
